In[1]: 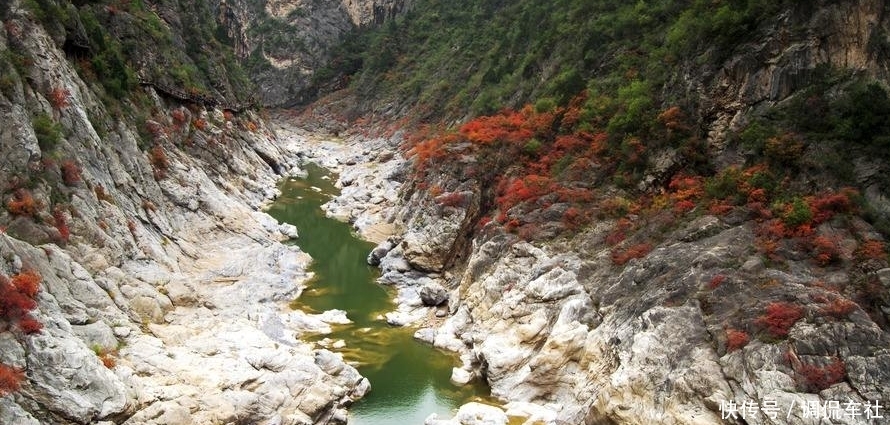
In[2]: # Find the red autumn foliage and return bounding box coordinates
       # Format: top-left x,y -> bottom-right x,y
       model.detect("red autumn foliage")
811,235 -> 840,266
819,297 -> 857,318
11,270 -> 40,298
6,188 -> 38,217
48,86 -> 70,109
435,192 -> 467,208
605,218 -> 633,246
53,206 -> 70,242
797,358 -> 846,392
476,216 -> 492,229
673,199 -> 695,214
145,120 -> 165,138
192,118 -> 208,131
855,240 -> 886,261
611,243 -> 653,266
170,108 -> 187,127
562,207 -> 587,230
755,302 -> 804,338
708,274 -> 726,290
708,201 -> 734,216
658,106 -> 690,132
0,271 -> 42,335
17,315 -> 42,334
668,174 -> 704,202
496,174 -> 554,212
808,189 -> 856,224
725,328 -> 749,352
60,159 -> 82,186
460,109 -> 532,144
0,364 -> 24,396
149,145 -> 169,180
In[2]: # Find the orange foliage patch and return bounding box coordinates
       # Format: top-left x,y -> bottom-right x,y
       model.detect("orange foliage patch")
755,302 -> 804,338
49,86 -> 70,109
0,364 -> 24,396
611,243 -> 653,266
11,270 -> 40,298
60,159 -> 82,186
819,297 -> 857,318
725,328 -> 749,352
6,188 -> 38,217
797,358 -> 845,392
855,240 -> 886,261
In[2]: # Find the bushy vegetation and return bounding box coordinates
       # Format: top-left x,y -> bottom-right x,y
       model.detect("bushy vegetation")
330,0 -> 803,124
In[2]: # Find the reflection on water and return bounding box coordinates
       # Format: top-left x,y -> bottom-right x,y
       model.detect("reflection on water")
266,163 -> 489,425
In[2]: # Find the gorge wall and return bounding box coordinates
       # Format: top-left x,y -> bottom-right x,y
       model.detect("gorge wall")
314,0 -> 890,424
214,0 -> 410,107
0,1 -> 366,424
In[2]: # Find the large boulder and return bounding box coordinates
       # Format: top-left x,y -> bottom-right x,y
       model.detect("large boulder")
420,281 -> 448,306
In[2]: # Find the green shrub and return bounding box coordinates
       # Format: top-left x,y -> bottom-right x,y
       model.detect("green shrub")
32,113 -> 62,152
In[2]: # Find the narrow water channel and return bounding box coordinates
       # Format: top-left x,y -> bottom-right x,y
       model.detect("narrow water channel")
265,163 -> 490,424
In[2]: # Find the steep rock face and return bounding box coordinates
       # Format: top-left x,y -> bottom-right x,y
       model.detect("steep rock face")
701,0 -> 889,142
214,0 -> 409,107
343,2 -> 890,424
0,3 -> 365,424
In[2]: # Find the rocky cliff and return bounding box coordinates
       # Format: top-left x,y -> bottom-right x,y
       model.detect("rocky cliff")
308,1 -> 890,424
214,0 -> 410,107
0,1 -> 365,424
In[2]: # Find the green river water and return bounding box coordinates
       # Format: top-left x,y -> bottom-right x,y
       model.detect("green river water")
265,163 -> 490,425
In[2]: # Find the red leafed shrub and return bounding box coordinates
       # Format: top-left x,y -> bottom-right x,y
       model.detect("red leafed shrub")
797,358 -> 846,392
725,328 -> 749,352
11,270 -> 40,298
708,201 -> 734,216
6,188 -> 38,217
658,106 -> 690,132
808,189 -> 856,224
611,243 -> 653,265
17,315 -> 42,334
222,110 -> 234,121
60,159 -> 82,186
562,207 -> 587,230
819,297 -> 857,318
149,145 -> 169,180
0,364 -> 24,396
755,302 -> 804,338
605,218 -> 633,246
477,216 -> 492,229
435,192 -> 467,208
668,174 -> 704,202
496,174 -> 554,212
192,118 -> 208,131
459,108 -> 535,145
708,274 -> 726,290
811,235 -> 840,266
53,206 -> 70,242
170,108 -> 187,127
144,120 -> 165,138
673,199 -> 695,214
0,271 -> 42,335
855,240 -> 886,261
48,86 -> 70,109
406,135 -> 451,169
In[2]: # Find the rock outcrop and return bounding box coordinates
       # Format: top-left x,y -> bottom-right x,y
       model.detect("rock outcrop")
294,1 -> 890,423
0,3 -> 365,424
214,0 -> 410,107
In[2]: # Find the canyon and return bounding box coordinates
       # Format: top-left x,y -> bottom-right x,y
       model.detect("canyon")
1,0 -> 890,424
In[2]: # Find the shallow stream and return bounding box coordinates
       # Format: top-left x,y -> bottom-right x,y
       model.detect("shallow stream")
265,163 -> 490,424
